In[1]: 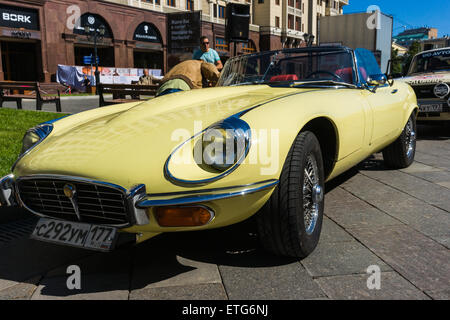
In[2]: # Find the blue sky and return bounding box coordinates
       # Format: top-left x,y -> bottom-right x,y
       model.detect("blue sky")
344,0 -> 450,37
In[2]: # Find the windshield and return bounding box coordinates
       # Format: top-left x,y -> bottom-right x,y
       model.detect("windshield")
217,48 -> 356,87
408,49 -> 450,75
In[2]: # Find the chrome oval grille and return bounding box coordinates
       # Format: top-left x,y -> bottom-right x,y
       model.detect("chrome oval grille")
17,178 -> 131,226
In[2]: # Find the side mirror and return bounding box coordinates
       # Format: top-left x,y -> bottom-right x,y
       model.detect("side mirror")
367,74 -> 388,87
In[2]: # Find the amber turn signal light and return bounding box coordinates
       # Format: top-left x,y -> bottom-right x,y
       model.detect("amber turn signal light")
154,206 -> 213,227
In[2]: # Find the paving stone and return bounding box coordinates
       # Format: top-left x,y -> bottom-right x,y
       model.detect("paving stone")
0,238 -> 90,283
361,170 -> 450,211
425,288 -> 450,300
416,140 -> 450,159
437,181 -> 450,189
0,279 -> 19,291
348,225 -> 450,292
340,174 -> 396,204
0,276 -> 41,300
219,261 -> 326,300
432,236 -> 450,249
400,169 -> 450,190
340,174 -> 450,241
31,274 -> 129,300
399,162 -> 443,174
300,240 -> 391,278
130,283 -> 228,300
414,152 -> 450,171
324,186 -> 361,208
44,247 -> 132,277
315,272 -> 430,300
131,238 -> 222,291
325,202 -> 402,229
319,217 -> 354,243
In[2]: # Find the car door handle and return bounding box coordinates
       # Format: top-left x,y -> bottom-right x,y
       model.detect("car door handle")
391,89 -> 398,94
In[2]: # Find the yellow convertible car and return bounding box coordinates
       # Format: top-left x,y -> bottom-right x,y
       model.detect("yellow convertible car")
0,47 -> 418,258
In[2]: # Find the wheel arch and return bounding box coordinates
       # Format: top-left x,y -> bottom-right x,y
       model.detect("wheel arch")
299,116 -> 339,180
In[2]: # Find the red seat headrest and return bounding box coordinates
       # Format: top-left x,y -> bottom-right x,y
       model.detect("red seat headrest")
335,68 -> 353,83
270,74 -> 299,82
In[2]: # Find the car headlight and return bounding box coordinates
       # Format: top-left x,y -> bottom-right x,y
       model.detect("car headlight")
19,124 -> 53,157
198,117 -> 250,172
164,115 -> 251,185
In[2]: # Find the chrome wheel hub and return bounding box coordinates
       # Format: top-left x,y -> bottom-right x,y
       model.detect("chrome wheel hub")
405,117 -> 416,158
303,155 -> 321,235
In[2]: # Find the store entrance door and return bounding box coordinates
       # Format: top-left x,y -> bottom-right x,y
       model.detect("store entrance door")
1,41 -> 39,81
74,46 -> 115,67
134,50 -> 163,70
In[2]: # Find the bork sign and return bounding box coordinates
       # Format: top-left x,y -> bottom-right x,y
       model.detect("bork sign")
0,4 -> 39,30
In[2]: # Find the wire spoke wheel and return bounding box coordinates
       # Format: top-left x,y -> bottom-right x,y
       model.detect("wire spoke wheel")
303,155 -> 320,235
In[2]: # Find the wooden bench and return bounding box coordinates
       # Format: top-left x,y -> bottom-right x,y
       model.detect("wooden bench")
97,83 -> 158,107
0,81 -> 62,112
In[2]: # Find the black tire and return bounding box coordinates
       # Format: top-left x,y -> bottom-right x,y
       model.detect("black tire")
382,112 -> 417,169
256,131 -> 325,258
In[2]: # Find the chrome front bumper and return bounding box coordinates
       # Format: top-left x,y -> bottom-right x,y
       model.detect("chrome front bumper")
136,179 -> 279,207
2,173 -> 278,226
0,174 -> 16,207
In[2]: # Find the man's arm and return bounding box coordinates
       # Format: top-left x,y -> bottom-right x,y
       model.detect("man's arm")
213,50 -> 223,71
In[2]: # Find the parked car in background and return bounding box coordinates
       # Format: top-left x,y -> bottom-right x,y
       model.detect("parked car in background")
399,47 -> 450,123
1,47 -> 418,259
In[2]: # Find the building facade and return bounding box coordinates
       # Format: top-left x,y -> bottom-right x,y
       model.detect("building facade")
0,0 -> 347,82
393,27 -> 438,48
254,0 -> 347,51
421,36 -> 450,51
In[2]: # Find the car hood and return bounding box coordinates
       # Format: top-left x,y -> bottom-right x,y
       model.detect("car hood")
14,85 -> 303,190
399,72 -> 450,86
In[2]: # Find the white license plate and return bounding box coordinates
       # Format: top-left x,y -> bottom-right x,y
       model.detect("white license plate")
31,218 -> 117,251
419,103 -> 443,112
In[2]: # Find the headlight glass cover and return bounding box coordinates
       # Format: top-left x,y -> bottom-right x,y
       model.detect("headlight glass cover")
19,124 -> 53,157
165,115 -> 251,185
197,118 -> 250,172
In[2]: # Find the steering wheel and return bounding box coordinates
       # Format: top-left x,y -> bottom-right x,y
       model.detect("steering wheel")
306,70 -> 343,81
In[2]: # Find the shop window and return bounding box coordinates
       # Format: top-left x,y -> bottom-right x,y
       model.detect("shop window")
216,37 -> 229,53
241,41 -> 256,54
1,41 -> 39,81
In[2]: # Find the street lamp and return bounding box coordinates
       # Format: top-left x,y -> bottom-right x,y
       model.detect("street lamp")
84,24 -> 106,95
303,33 -> 315,47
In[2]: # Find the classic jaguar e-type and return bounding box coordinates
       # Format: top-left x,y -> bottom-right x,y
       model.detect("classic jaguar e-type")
0,47 -> 418,258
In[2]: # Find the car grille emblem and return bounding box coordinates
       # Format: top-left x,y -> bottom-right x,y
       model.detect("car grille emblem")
433,83 -> 449,99
63,184 -> 81,221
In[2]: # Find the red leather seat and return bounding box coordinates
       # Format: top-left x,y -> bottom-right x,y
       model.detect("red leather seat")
335,68 -> 353,83
269,74 -> 299,82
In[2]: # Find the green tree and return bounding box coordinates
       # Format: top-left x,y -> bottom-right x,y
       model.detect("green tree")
390,47 -> 404,75
403,41 -> 422,75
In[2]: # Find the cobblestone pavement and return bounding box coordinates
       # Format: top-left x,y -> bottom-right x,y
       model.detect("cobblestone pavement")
0,124 -> 448,300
